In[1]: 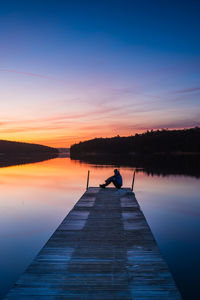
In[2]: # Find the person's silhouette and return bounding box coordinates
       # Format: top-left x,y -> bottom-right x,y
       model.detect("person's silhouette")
99,169 -> 123,189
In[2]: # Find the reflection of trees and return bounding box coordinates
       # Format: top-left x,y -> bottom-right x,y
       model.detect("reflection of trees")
0,154 -> 58,168
0,140 -> 58,168
70,154 -> 200,178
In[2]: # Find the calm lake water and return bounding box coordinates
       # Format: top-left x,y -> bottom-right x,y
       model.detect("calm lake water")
0,157 -> 200,299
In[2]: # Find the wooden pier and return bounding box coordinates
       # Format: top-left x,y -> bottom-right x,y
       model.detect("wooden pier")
5,187 -> 182,299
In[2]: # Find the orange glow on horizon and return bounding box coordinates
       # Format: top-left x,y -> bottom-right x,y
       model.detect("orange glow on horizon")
1,126 -> 192,148
0,129 -> 147,148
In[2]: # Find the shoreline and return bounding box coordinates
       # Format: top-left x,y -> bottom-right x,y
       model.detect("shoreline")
0,153 -> 58,168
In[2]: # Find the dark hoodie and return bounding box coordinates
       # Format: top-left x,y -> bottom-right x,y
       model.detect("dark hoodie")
114,170 -> 123,187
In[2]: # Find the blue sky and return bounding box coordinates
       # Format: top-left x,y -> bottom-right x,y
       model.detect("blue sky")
0,0 -> 200,146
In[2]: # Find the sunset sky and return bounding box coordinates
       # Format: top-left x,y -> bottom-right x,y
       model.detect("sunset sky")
0,0 -> 200,147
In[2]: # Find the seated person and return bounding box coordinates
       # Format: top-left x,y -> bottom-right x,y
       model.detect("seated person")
99,169 -> 123,189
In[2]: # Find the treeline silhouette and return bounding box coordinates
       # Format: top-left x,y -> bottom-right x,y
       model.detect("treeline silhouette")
70,127 -> 200,156
0,140 -> 58,167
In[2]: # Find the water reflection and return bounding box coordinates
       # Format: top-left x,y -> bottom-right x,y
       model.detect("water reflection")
0,157 -> 199,299
71,154 -> 200,178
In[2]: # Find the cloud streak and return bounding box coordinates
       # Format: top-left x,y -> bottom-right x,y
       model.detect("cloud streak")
173,87 -> 200,94
0,69 -> 66,83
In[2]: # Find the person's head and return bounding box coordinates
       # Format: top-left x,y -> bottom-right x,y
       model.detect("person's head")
114,169 -> 118,174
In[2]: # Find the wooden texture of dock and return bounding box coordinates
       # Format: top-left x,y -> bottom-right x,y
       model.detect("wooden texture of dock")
5,187 -> 182,299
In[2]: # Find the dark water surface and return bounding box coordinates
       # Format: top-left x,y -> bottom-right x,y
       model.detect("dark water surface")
0,157 -> 199,299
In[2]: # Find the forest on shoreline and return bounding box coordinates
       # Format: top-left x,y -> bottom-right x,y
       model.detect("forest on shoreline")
0,140 -> 58,167
70,127 -> 200,156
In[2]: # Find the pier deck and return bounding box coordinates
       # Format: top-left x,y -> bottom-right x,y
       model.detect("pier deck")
5,187 -> 182,299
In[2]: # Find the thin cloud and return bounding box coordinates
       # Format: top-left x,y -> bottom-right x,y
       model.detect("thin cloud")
0,69 -> 66,83
138,120 -> 200,131
0,104 -> 131,135
173,87 -> 200,94
1,103 -> 133,126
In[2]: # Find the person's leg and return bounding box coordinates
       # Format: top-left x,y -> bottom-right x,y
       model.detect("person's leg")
105,176 -> 114,185
112,180 -> 121,189
100,176 -> 114,188
100,177 -> 121,189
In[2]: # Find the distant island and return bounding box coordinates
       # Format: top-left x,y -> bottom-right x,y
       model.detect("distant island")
0,140 -> 58,167
70,127 -> 200,156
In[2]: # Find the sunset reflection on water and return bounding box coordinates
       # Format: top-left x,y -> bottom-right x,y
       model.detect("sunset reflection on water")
0,157 -> 200,299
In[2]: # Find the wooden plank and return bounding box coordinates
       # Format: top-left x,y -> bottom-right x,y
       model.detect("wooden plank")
5,187 -> 182,299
